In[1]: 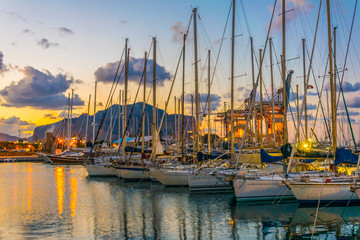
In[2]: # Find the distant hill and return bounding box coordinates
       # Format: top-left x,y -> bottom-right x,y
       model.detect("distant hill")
0,133 -> 19,141
32,102 -> 194,141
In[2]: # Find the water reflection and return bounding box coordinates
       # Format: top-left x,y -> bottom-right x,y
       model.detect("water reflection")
55,167 -> 65,218
0,163 -> 360,239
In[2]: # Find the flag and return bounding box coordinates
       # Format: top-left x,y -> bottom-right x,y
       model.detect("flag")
307,85 -> 314,89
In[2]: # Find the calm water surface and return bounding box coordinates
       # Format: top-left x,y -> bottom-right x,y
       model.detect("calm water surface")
0,163 -> 360,239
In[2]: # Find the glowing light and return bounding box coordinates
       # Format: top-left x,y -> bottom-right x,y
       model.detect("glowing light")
70,176 -> 78,219
55,167 -> 65,218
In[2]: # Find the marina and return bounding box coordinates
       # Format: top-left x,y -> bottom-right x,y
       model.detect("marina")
0,0 -> 360,238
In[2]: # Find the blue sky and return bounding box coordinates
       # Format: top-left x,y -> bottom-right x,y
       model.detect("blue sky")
0,0 -> 359,144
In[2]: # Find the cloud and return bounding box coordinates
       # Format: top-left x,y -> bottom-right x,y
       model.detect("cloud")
57,27 -> 74,36
324,81 -> 360,93
44,113 -> 57,119
0,66 -> 84,109
95,57 -> 172,87
37,38 -> 59,49
1,10 -> 26,21
57,111 -> 79,118
120,20 -> 127,24
0,116 -> 36,137
185,93 -> 221,112
170,22 -> 186,43
22,28 -> 33,34
337,110 -> 360,116
214,37 -> 226,45
225,87 -> 260,102
0,52 -> 8,74
268,0 -> 315,31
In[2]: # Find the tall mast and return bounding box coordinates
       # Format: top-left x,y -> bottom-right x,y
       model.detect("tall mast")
302,38 -> 308,141
109,97 -> 113,147
178,99 -> 181,155
67,92 -> 70,150
250,37 -> 257,146
326,0 -> 336,155
118,90 -> 121,146
207,49 -> 211,154
142,51 -> 147,153
269,38 -> 276,143
282,0 -> 287,144
92,81 -> 97,145
191,94 -> 195,156
70,89 -> 74,147
152,37 -> 157,155
181,34 -> 186,159
174,96 -> 177,153
259,49 -> 263,149
85,94 -> 91,146
296,84 -> 300,145
230,0 -> 235,156
193,8 -> 201,152
124,38 -> 129,150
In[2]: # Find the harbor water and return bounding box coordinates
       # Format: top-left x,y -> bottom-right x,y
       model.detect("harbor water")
0,163 -> 359,239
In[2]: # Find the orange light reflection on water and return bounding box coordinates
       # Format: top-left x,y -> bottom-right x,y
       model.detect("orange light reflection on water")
70,175 -> 78,219
55,167 -> 65,218
26,163 -> 32,214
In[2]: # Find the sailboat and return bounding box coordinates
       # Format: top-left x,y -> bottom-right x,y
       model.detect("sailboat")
284,0 -> 360,206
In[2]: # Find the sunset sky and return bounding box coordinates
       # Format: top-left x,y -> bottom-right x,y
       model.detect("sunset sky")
0,0 -> 359,143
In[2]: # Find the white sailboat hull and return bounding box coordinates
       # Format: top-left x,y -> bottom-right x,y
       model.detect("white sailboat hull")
85,164 -> 117,177
287,181 -> 360,205
114,166 -> 151,180
149,169 -> 189,186
233,178 -> 295,202
188,173 -> 232,193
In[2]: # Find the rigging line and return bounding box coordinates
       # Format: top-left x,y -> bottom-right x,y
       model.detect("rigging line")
335,0 -> 358,125
90,46 -> 125,154
239,0 -> 252,37
210,1 -> 232,86
235,0 -> 279,169
306,44 -> 331,142
287,0 -> 323,175
117,42 -> 153,153
128,89 -> 153,159
147,14 -> 193,164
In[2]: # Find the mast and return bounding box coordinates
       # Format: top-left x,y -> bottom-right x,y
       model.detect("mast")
152,37 -> 157,155
70,89 -> 74,147
181,34 -> 186,159
118,90 -> 121,147
174,96 -> 177,153
92,81 -> 97,145
191,94 -> 195,156
296,84 -> 300,145
230,0 -> 235,156
67,92 -> 71,150
109,97 -> 113,147
269,38 -> 276,143
178,99 -> 181,155
250,37 -> 257,146
85,94 -> 91,146
142,51 -> 147,153
302,38 -> 308,140
193,8 -> 201,152
124,38 -> 129,152
259,49 -> 263,149
207,49 -> 211,154
282,0 -> 287,144
326,0 -> 336,156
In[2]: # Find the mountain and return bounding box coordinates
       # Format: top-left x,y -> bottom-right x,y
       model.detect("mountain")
0,133 -> 19,141
32,102 -> 194,141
